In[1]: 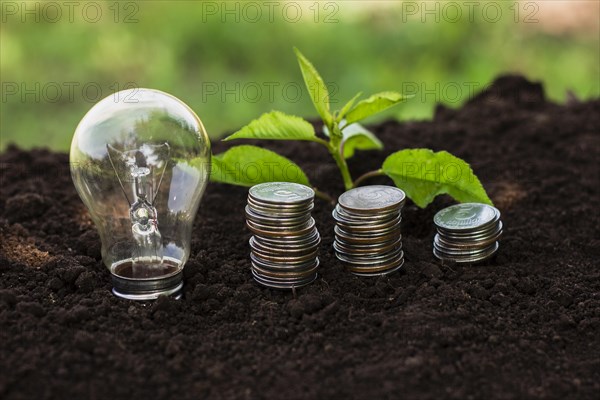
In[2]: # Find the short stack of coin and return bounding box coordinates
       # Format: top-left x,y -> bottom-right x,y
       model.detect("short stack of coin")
433,203 -> 503,263
246,182 -> 320,289
332,185 -> 406,276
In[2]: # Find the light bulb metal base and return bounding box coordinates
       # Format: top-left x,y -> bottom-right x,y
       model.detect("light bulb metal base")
110,258 -> 184,301
111,277 -> 183,301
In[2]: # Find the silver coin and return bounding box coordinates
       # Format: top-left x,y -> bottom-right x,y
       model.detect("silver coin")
335,220 -> 401,238
250,246 -> 319,264
334,243 -> 401,258
335,249 -> 402,267
252,245 -> 320,260
251,261 -> 320,279
254,228 -> 320,247
335,246 -> 403,265
249,182 -> 314,205
250,257 -> 319,274
247,218 -> 315,238
250,263 -> 318,276
335,245 -> 402,263
248,198 -> 315,218
344,254 -> 405,276
334,213 -> 401,233
251,246 -> 320,260
335,248 -> 402,260
251,268 -> 318,289
245,206 -> 310,226
435,230 -> 502,249
334,203 -> 399,218
250,240 -> 320,259
334,225 -> 400,244
333,205 -> 400,223
252,232 -> 319,244
250,236 -> 320,255
433,242 -> 499,263
334,211 -> 400,228
251,256 -> 319,273
434,241 -> 497,257
338,185 -> 406,215
251,253 -> 318,269
434,203 -> 499,233
251,252 -> 318,268
246,216 -> 310,231
334,233 -> 401,248
252,266 -> 317,283
437,222 -> 503,241
349,259 -> 404,277
248,192 -> 312,206
434,238 -> 499,253
247,196 -> 312,209
246,217 -> 311,233
433,241 -> 497,257
334,237 -> 402,256
437,218 -> 501,237
253,231 -> 320,249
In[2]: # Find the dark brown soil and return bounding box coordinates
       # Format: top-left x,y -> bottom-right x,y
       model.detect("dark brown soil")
1,76 -> 599,400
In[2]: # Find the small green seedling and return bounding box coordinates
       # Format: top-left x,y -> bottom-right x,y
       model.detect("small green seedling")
211,48 -> 492,207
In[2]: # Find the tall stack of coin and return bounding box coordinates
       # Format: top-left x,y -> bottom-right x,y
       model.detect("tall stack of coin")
333,185 -> 406,276
246,182 -> 320,289
433,203 -> 503,263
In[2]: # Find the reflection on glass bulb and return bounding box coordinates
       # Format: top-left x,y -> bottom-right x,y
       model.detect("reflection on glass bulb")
70,89 -> 211,300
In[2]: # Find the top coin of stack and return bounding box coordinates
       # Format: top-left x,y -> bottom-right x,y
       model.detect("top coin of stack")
333,185 -> 406,276
433,203 -> 503,264
246,182 -> 321,289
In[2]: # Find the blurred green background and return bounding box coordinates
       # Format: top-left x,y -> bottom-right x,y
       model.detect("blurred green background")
1,0 -> 598,151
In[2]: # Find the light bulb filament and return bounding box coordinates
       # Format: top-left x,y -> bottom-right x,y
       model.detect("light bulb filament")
131,199 -> 163,267
107,143 -> 171,268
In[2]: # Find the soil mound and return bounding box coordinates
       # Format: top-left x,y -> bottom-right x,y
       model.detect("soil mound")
1,76 -> 599,399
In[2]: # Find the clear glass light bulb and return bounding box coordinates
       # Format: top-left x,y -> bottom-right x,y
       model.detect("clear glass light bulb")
70,89 -> 211,300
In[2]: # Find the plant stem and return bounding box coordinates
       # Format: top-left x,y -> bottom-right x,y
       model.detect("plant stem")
313,188 -> 335,204
319,119 -> 354,191
311,137 -> 330,148
330,148 -> 354,190
353,169 -> 384,187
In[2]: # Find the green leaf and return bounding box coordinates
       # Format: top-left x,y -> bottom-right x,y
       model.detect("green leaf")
210,145 -> 310,187
341,123 -> 383,158
324,121 -> 383,158
337,92 -> 362,121
293,47 -> 332,126
345,91 -> 410,125
223,111 -> 317,142
381,149 -> 493,208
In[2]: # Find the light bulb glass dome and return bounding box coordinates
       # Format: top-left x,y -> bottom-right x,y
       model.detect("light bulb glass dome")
70,88 -> 211,300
